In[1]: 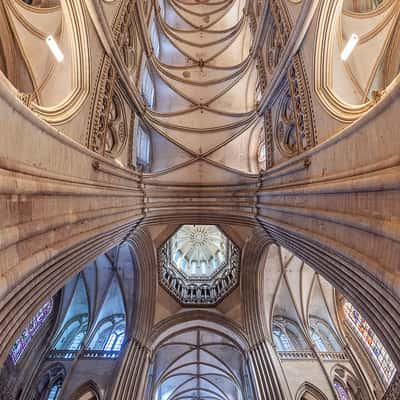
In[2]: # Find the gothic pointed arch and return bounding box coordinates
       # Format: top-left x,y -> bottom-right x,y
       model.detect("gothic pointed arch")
87,275 -> 127,352
145,310 -> 255,400
270,252 -> 310,352
30,363 -> 66,400
307,276 -> 343,353
69,380 -> 101,400
53,274 -> 89,351
295,382 -> 329,400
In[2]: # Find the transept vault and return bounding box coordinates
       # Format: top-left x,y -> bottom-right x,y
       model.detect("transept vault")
0,0 -> 400,399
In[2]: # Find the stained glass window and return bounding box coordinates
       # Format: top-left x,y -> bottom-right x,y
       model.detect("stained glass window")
136,126 -> 151,166
150,20 -> 160,58
141,66 -> 155,108
47,380 -> 62,400
10,299 -> 53,365
334,381 -> 349,400
310,318 -> 341,352
54,315 -> 88,351
312,331 -> 328,352
344,301 -> 396,384
104,328 -> 125,351
273,326 -> 294,351
69,331 -> 85,351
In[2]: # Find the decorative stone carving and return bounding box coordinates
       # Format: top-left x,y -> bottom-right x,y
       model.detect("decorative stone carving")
275,85 -> 298,156
87,58 -> 128,158
158,225 -> 241,306
274,54 -> 316,157
256,52 -> 267,97
269,0 -> 291,44
266,23 -> 284,74
122,22 -> 139,80
104,91 -> 128,157
264,110 -> 274,168
87,57 -> 118,155
113,0 -> 140,81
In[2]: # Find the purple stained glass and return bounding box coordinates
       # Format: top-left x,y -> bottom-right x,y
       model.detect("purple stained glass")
334,382 -> 349,400
344,301 -> 396,384
10,299 -> 53,365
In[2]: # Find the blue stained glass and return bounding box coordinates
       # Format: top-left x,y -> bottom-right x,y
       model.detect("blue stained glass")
47,382 -> 61,400
344,301 -> 396,384
10,299 -> 53,364
334,382 -> 349,400
104,329 -> 125,351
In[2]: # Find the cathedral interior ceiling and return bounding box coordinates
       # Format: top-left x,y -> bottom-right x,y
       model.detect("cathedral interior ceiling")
1,0 -> 400,398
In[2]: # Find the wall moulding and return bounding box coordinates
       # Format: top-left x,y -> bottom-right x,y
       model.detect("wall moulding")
3,0 -> 91,125
314,0 -> 400,123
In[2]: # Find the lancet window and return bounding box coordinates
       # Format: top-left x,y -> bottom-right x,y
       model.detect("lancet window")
10,299 -> 53,364
272,318 -> 308,352
344,301 -> 396,384
141,66 -> 155,108
333,381 -> 349,400
136,125 -> 151,166
89,315 -> 126,352
309,318 -> 341,353
149,20 -> 160,58
47,380 -> 63,400
54,315 -> 88,351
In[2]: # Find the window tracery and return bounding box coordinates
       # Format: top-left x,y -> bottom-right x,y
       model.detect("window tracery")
10,299 -> 53,364
104,91 -> 129,158
344,301 -> 396,384
47,380 -> 62,400
273,325 -> 294,351
334,381 -> 350,400
136,125 -> 151,167
89,315 -> 126,352
309,318 -> 341,353
274,56 -> 316,159
104,328 -> 125,352
122,23 -> 139,82
272,318 -> 309,352
141,65 -> 155,109
149,19 -> 160,58
32,365 -> 66,400
54,314 -> 88,351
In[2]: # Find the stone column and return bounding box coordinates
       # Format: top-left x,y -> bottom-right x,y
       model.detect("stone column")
110,338 -> 151,400
248,340 -> 286,400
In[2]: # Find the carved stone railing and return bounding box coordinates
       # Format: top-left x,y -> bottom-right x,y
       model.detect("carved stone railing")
159,239 -> 241,306
319,352 -> 348,361
82,350 -> 120,359
48,349 -> 120,360
48,350 -> 77,360
278,351 -> 348,361
278,351 -> 316,360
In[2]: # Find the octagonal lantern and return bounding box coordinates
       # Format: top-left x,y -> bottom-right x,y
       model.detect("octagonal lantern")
159,225 -> 241,305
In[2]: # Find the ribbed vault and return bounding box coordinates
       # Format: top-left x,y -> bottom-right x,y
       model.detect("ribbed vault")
143,0 -> 262,184
1,0 -> 400,399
